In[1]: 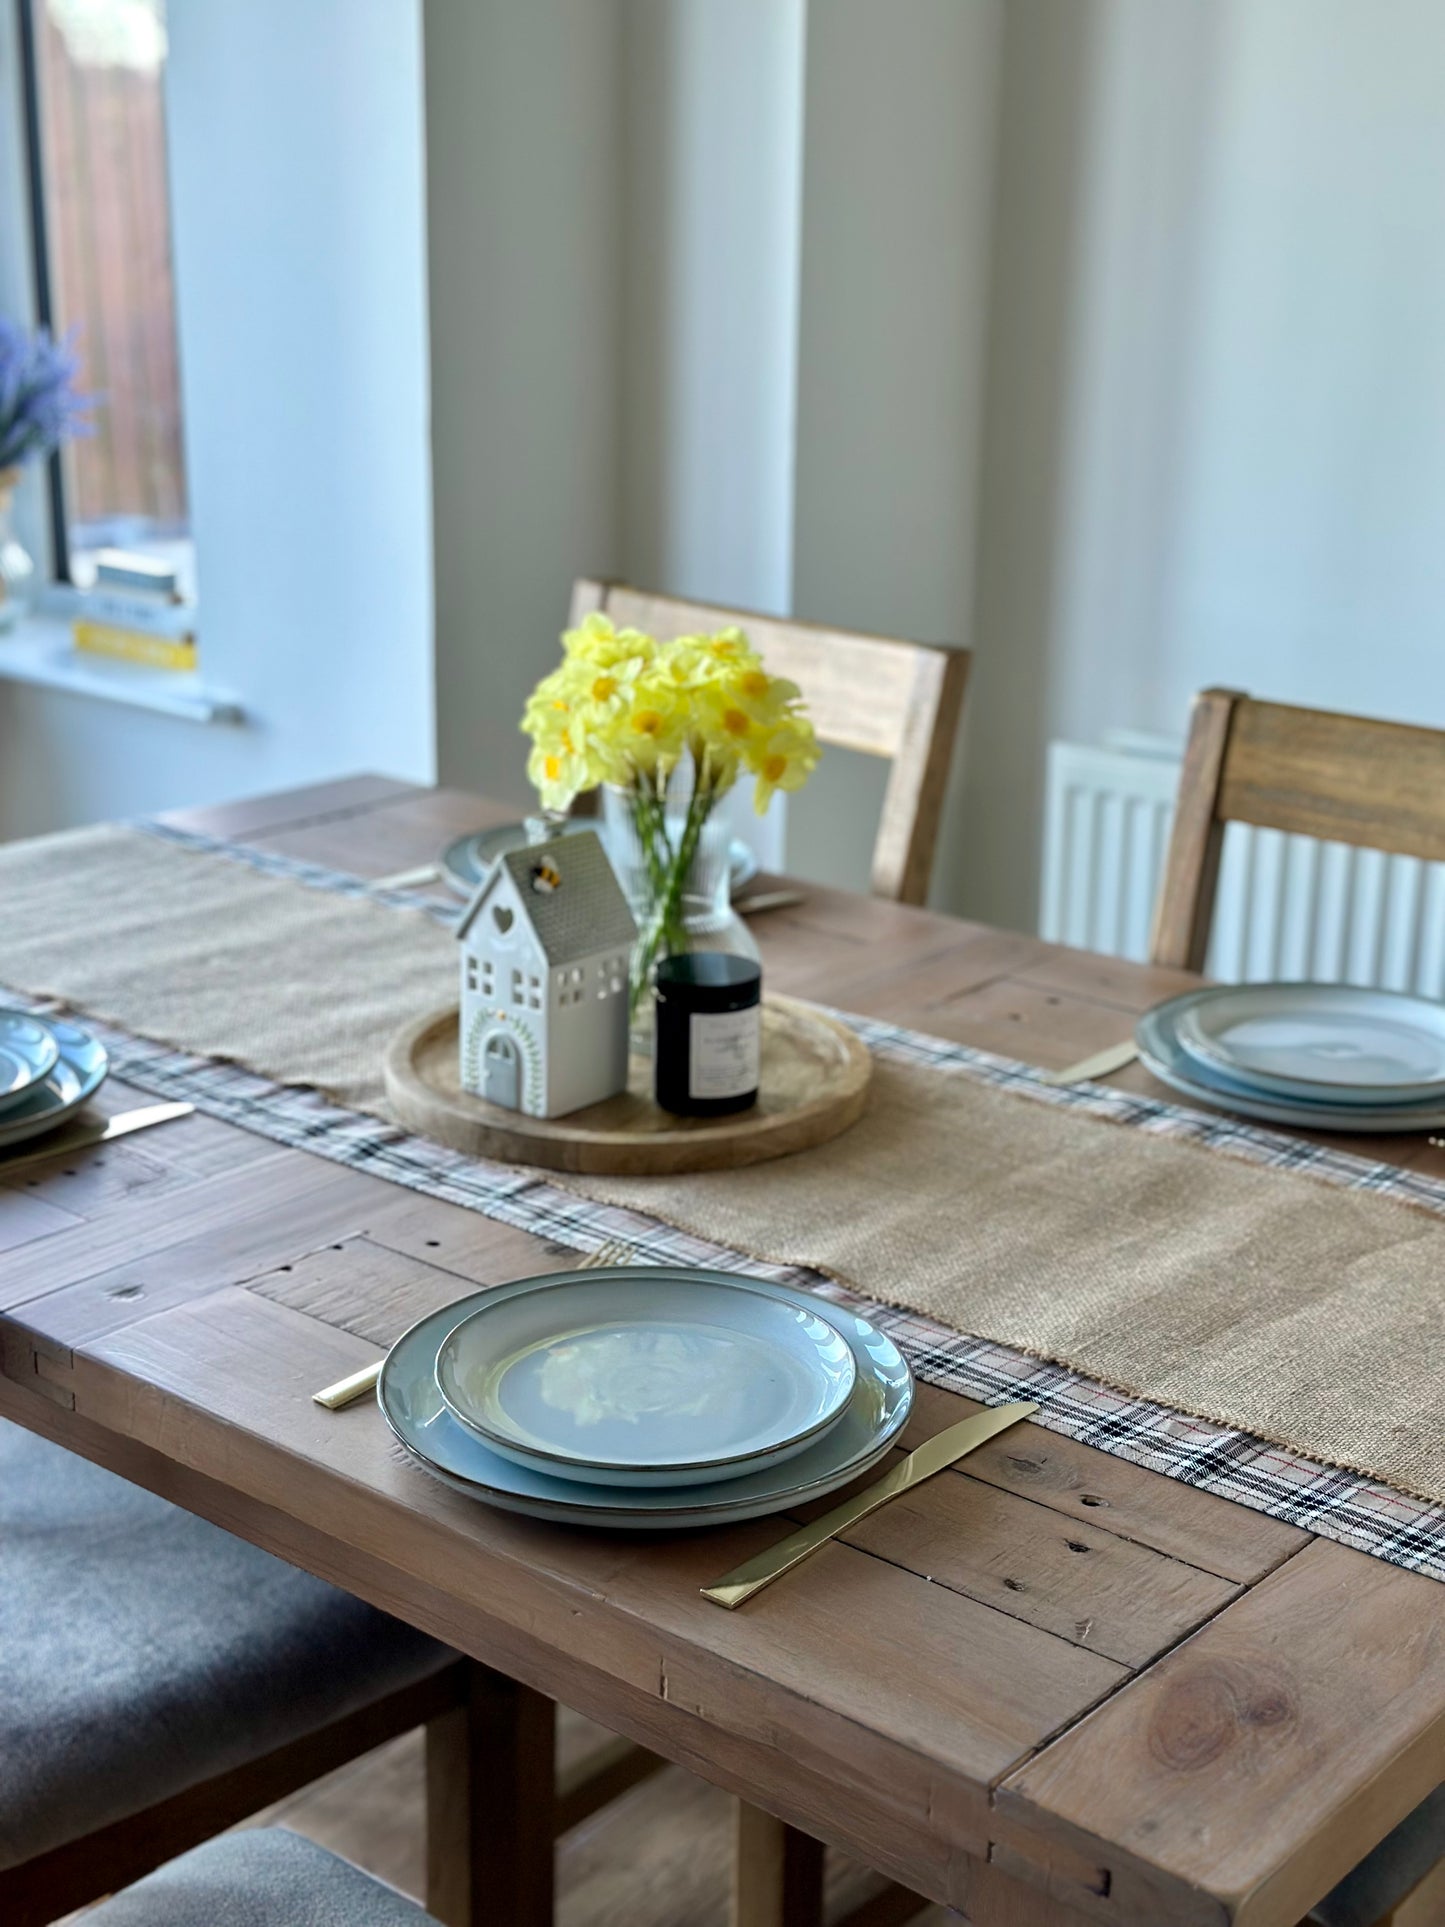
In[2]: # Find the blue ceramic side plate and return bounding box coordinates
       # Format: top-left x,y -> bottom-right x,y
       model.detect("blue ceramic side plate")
436,1271 -> 857,1488
0,1010 -> 60,1105
0,1018 -> 110,1150
380,1267 -> 912,1530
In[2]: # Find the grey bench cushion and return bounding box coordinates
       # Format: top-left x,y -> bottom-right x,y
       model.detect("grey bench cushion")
0,1421 -> 450,1871
1309,1785 -> 1445,1925
89,1828 -> 440,1925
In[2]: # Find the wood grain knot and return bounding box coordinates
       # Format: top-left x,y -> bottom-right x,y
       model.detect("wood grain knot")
1148,1660 -> 1298,1772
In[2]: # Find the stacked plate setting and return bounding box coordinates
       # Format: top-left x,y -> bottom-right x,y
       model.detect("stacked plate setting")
1137,982 -> 1445,1132
379,1265 -> 913,1529
0,1009 -> 109,1152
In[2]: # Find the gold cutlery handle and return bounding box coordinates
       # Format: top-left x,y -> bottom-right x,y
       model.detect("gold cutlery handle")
369,862 -> 443,892
1037,1039 -> 1139,1087
701,1400 -> 1038,1609
313,1359 -> 383,1410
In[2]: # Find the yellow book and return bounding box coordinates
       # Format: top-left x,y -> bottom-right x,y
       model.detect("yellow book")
73,621 -> 197,672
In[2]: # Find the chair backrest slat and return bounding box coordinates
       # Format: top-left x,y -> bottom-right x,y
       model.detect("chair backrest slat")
1152,688 -> 1445,971
570,579 -> 970,904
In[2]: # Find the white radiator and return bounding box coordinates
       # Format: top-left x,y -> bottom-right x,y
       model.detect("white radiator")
1040,733 -> 1445,997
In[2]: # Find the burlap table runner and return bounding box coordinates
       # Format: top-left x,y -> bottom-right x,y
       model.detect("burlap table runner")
0,824 -> 453,1112
3,823 -> 1444,1502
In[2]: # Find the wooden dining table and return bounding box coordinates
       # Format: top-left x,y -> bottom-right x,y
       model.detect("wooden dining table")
2,774 -> 1444,1927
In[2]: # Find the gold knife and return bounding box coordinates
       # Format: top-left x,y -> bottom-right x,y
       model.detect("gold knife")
701,1399 -> 1039,1609
1036,1038 -> 1139,1087
0,1101 -> 195,1174
313,1359 -> 383,1410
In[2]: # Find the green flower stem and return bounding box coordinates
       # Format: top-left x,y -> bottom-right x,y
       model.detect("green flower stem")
627,776 -> 717,1017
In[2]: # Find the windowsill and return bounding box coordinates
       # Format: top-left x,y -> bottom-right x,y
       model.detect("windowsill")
0,613 -> 244,725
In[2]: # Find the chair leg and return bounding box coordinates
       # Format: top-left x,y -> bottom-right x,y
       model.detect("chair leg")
426,1660 -> 556,1927
1383,1853 -> 1445,1926
730,1799 -> 825,1927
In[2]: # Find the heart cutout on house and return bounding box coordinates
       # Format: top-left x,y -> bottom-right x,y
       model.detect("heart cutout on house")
493,905 -> 514,934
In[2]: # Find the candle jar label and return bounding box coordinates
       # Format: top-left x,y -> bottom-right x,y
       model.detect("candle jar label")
689,1008 -> 760,1101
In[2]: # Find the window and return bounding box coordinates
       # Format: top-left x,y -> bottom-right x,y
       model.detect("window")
19,0 -> 190,588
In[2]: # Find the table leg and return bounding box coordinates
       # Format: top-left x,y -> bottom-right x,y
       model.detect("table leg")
730,1801 -> 825,1927
426,1661 -> 556,1927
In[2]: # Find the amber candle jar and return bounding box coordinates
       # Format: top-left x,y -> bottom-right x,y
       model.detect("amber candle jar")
653,952 -> 762,1117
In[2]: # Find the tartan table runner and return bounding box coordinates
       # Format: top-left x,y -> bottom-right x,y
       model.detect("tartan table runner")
1,817 -> 1443,1582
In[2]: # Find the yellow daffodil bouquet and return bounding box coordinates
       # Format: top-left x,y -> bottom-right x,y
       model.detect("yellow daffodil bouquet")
521,614 -> 820,1012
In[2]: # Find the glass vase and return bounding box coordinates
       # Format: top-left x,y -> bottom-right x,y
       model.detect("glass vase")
601,782 -> 761,1052
0,468 -> 36,633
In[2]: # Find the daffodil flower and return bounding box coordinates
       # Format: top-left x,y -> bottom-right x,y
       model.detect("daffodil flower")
521,620 -> 820,1002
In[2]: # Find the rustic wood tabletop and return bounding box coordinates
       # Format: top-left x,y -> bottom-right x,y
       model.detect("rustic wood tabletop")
2,775 -> 1442,1927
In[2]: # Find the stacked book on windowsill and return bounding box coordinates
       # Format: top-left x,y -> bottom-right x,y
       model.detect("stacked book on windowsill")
69,551 -> 196,672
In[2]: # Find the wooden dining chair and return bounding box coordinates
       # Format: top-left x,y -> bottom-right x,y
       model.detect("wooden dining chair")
1153,694 -> 1445,1927
568,579 -> 971,906
1305,1785 -> 1445,1925
1151,688 -> 1445,973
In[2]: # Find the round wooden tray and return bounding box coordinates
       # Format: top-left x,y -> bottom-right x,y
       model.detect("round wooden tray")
383,996 -> 871,1175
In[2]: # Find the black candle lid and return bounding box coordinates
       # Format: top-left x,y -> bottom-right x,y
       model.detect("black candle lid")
655,951 -> 761,1010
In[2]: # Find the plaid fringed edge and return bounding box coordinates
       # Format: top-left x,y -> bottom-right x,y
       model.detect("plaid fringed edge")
28,814 -> 1442,1583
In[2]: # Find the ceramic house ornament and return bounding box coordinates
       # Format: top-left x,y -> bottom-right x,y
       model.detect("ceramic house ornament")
455,829 -> 637,1118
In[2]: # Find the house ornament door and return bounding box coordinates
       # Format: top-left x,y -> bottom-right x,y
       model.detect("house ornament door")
482,1030 -> 521,1109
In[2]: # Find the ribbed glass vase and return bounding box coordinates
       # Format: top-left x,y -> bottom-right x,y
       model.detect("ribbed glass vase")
601,782 -> 760,1052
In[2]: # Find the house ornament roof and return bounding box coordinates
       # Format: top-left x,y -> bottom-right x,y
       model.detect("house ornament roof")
455,828 -> 637,964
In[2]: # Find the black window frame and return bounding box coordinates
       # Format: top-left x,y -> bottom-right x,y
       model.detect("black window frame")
15,0 -> 74,583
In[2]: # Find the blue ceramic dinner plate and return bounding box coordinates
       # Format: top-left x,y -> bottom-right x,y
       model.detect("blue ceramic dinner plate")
0,1017 -> 109,1150
380,1266 -> 913,1529
436,1271 -> 857,1487
0,1010 -> 60,1106
1137,999 -> 1445,1133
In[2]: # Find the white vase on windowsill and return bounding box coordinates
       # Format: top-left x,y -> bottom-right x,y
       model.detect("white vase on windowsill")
0,467 -> 36,634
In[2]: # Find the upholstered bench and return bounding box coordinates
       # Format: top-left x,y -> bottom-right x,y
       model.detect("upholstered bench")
84,1827 -> 441,1925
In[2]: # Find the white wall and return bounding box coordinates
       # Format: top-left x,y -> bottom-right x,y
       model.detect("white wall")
0,0 -> 434,838
426,0 -> 623,812
427,0 -> 996,893
958,0 -> 1445,929
1159,0 -> 1445,728
14,0 -> 1444,936
618,0 -> 804,868
427,0 -> 804,847
620,0 -> 804,617
790,0 -> 1002,895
